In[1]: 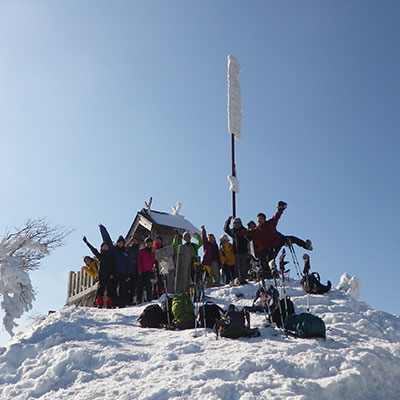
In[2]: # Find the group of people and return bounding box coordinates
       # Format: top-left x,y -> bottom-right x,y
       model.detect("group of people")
82,224 -> 165,308
81,201 -> 312,308
225,201 -> 312,281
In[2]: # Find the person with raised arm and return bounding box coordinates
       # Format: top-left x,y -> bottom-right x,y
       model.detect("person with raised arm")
82,236 -> 116,308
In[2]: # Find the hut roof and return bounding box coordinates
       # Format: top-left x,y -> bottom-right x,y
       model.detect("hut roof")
126,208 -> 200,239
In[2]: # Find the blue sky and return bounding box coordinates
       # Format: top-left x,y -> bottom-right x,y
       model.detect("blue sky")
1,1 -> 399,344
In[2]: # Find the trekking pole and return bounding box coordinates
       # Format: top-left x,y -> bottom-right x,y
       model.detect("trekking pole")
269,259 -> 285,328
192,282 -> 200,337
303,254 -> 311,312
200,270 -> 207,336
288,243 -> 310,312
287,242 -> 302,278
162,275 -> 172,329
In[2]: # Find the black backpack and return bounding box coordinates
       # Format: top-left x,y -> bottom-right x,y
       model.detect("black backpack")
215,305 -> 260,339
271,297 -> 295,328
138,304 -> 167,328
198,302 -> 225,328
301,272 -> 331,295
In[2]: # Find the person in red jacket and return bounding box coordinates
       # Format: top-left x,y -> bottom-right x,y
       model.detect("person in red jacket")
238,201 -> 312,279
137,237 -> 156,304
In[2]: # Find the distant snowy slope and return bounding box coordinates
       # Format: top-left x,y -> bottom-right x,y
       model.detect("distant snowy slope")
0,277 -> 399,400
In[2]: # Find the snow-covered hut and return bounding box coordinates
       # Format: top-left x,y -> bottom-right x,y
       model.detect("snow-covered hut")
126,207 -> 200,246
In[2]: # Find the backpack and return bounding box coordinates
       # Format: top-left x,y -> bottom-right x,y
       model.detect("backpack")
271,297 -> 295,328
138,304 -> 167,328
284,313 -> 326,339
198,302 -> 225,329
301,272 -> 331,295
215,305 -> 260,339
171,293 -> 195,330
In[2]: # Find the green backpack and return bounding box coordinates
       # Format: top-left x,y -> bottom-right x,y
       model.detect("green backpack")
171,293 -> 195,330
284,313 -> 326,339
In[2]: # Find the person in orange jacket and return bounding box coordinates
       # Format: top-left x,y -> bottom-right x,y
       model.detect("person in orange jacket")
82,256 -> 99,279
219,234 -> 235,284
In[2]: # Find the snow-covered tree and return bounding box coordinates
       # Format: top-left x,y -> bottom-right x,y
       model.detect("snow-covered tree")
0,219 -> 71,336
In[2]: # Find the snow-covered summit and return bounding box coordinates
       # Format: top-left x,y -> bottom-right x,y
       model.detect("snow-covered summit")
0,275 -> 399,400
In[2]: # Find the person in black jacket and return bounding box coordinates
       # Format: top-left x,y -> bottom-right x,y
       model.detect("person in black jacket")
99,224 -> 129,308
224,216 -> 250,284
126,237 -> 139,305
83,236 -> 117,308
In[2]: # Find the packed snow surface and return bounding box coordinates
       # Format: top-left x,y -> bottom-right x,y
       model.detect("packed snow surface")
0,275 -> 399,400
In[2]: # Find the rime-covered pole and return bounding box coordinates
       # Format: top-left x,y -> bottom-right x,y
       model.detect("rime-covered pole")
227,55 -> 242,218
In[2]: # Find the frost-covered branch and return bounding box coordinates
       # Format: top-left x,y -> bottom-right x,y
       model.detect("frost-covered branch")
0,219 -> 71,336
2,218 -> 72,271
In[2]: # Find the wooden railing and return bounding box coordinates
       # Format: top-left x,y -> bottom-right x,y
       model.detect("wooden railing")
66,270 -> 97,306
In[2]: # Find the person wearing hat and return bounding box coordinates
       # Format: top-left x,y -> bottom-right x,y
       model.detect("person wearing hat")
137,237 -> 156,304
219,234 -> 235,284
82,237 -> 117,308
201,226 -> 222,287
126,237 -> 139,305
237,201 -> 312,279
81,256 -> 99,279
224,216 -> 251,284
99,224 -> 129,307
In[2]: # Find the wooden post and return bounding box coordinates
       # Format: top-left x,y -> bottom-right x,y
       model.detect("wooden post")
67,271 -> 74,301
77,272 -> 81,293
231,133 -> 236,218
175,244 -> 192,294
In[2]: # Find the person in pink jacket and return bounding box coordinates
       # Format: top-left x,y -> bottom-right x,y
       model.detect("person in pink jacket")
137,237 -> 156,304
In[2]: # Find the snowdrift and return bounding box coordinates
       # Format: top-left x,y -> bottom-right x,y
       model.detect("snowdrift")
0,276 -> 399,400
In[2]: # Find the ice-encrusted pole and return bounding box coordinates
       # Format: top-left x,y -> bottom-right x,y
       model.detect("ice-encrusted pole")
227,55 -> 243,218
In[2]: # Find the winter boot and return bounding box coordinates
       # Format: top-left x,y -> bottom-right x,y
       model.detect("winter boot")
95,296 -> 104,309
105,297 -> 113,309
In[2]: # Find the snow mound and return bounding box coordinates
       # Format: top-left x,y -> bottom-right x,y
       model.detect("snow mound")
0,278 -> 399,400
337,273 -> 361,300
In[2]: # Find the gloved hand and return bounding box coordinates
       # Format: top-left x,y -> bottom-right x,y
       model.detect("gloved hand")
277,201 -> 287,211
82,236 -> 88,244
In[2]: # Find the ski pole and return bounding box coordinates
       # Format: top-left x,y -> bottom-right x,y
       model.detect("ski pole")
193,283 -> 201,337
162,275 -> 172,328
303,254 -> 311,312
200,270 -> 207,336
287,242 -> 302,278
